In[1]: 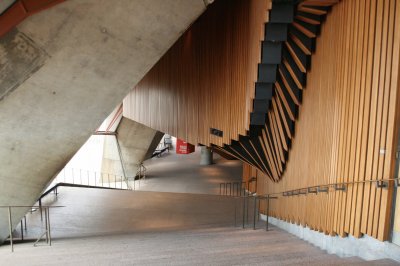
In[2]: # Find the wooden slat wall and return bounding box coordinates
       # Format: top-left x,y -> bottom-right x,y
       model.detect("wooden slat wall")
123,0 -> 270,147
122,0 -> 400,242
253,0 -> 400,242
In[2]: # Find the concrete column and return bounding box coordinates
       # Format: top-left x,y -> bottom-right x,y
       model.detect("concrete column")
102,117 -> 164,180
200,146 -> 213,165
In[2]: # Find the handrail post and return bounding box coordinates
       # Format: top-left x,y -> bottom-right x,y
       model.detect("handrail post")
20,220 -> 24,241
246,191 -> 249,224
39,198 -> 43,222
234,198 -> 237,227
266,195 -> 270,231
44,208 -> 49,244
8,206 -> 13,252
242,189 -> 246,229
47,208 -> 52,246
253,195 -> 257,230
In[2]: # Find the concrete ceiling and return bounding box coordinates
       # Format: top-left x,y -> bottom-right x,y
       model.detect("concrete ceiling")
0,0 -> 15,14
0,0 -> 209,243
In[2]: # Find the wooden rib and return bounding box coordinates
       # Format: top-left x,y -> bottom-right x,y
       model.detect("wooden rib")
285,42 -> 307,73
283,60 -> 303,90
298,6 -> 328,15
295,15 -> 320,25
262,129 -> 281,179
272,99 -> 289,151
275,82 -> 296,121
290,33 -> 312,55
378,0 -> 400,241
265,124 -> 283,173
249,139 -> 272,177
301,0 -> 338,6
292,22 -> 317,38
268,111 -> 286,163
279,69 -> 301,105
274,95 -> 292,139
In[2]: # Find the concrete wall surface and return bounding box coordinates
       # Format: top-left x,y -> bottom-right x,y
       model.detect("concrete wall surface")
0,0 -> 208,243
104,117 -> 163,179
260,215 -> 400,263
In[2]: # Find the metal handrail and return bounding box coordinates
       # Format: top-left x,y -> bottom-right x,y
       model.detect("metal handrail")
219,181 -> 256,196
52,167 -> 132,191
230,177 -> 399,233
231,190 -> 278,231
0,205 -> 64,252
131,163 -> 147,190
260,177 -> 400,198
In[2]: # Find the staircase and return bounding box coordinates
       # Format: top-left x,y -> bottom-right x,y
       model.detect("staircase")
1,187 -> 398,265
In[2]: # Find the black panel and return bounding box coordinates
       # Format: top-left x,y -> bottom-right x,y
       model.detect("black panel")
253,99 -> 270,112
262,41 -> 282,64
265,23 -> 288,42
270,2 -> 295,23
258,64 -> 277,83
255,82 -> 274,100
251,112 -> 267,126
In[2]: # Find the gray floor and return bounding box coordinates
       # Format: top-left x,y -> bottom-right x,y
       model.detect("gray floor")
1,151 -> 398,265
135,148 -> 242,194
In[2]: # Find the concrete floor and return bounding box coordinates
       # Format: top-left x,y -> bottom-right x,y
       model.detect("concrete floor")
134,148 -> 243,194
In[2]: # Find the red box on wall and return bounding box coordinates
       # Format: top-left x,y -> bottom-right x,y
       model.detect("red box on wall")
176,139 -> 195,154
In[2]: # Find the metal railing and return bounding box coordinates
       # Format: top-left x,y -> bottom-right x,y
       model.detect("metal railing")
130,163 -> 147,190
51,167 -> 132,191
229,177 -> 400,232
231,177 -> 400,232
0,205 -> 64,252
231,189 -> 277,231
219,178 -> 257,196
261,177 -> 400,198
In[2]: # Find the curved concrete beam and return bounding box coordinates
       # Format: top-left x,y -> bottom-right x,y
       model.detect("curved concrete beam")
0,0 -> 208,243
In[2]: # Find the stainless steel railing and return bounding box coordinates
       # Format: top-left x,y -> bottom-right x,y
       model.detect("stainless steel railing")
231,189 -> 277,232
50,167 -> 132,191
0,205 -> 64,252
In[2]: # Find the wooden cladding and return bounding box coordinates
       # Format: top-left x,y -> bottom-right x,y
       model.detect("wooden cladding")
252,0 -> 400,242
122,0 -> 400,242
123,0 -> 271,148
